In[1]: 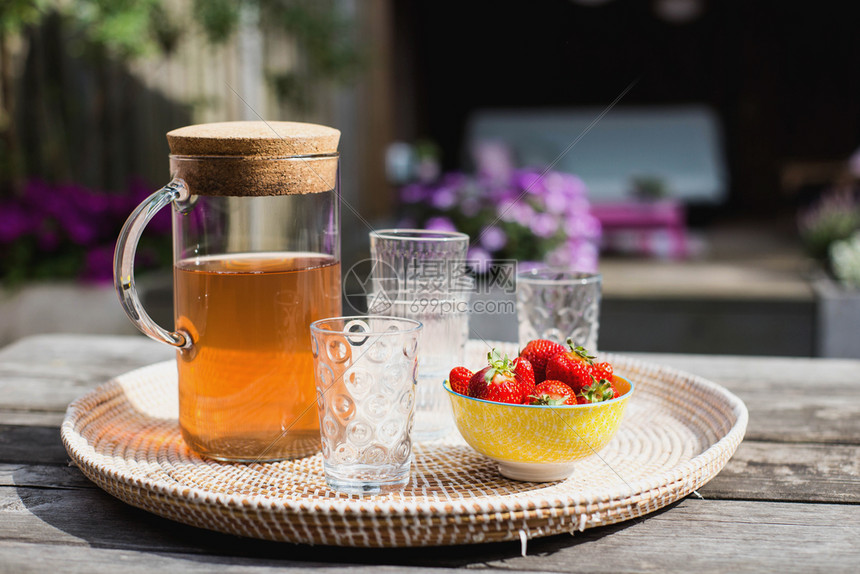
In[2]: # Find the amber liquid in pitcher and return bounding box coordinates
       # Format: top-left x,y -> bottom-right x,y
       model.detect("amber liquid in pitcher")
174,252 -> 341,461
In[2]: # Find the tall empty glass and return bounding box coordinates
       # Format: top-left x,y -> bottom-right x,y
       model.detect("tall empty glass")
369,229 -> 470,440
114,121 -> 341,462
517,268 -> 601,351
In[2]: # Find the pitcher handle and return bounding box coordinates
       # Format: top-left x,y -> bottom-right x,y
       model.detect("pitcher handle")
114,179 -> 190,348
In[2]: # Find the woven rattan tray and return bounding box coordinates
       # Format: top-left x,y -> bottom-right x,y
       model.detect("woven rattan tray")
62,341 -> 747,547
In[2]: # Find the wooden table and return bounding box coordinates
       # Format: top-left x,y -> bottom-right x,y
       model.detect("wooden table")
2,334 -> 858,573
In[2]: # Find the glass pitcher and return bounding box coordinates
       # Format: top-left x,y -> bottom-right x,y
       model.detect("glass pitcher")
114,121 -> 341,462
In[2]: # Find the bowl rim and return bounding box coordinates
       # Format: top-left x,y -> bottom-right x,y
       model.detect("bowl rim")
443,375 -> 634,408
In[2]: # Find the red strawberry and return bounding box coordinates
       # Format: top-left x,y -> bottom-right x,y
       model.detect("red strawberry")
513,356 -> 535,389
591,361 -> 613,382
578,378 -> 615,404
545,339 -> 596,393
528,380 -> 577,406
519,339 -> 565,383
467,349 -> 534,404
448,366 -> 473,396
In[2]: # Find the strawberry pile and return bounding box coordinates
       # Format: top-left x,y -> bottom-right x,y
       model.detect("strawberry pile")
448,339 -> 620,406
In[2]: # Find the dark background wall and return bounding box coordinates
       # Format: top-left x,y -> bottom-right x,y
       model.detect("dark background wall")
391,0 -> 860,218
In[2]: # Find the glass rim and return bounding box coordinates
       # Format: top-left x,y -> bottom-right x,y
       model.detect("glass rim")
309,315 -> 423,336
370,228 -> 470,242
169,152 -> 339,161
516,267 -> 601,285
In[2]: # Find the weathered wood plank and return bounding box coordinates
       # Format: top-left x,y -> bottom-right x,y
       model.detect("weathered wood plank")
0,463 -> 94,490
0,334 -> 171,373
489,499 -> 860,574
0,334 -> 172,412
0,540 -> 456,574
623,352 -> 860,444
0,484 -> 857,572
0,410 -> 65,426
699,441 -> 860,503
624,352 -> 860,387
0,425 -> 68,464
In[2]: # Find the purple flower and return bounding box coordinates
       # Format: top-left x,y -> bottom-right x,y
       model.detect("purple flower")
24,180 -> 68,219
440,172 -> 468,187
467,246 -> 492,274
530,213 -> 559,238
430,186 -> 457,210
516,260 -> 544,273
546,239 -> 599,273
515,170 -> 546,196
68,184 -> 111,216
564,213 -> 602,240
544,188 -> 567,214
498,200 -> 535,226
424,216 -> 457,233
395,217 -> 417,228
569,240 -> 600,272
562,174 -> 587,198
57,211 -> 97,245
81,245 -> 115,283
479,225 -> 507,252
0,203 -> 35,242
488,185 -> 519,202
472,141 -> 513,184
122,179 -> 171,235
564,196 -> 591,216
400,183 -> 427,204
545,172 -> 587,198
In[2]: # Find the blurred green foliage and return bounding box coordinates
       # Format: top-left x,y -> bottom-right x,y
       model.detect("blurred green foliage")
0,0 -> 47,34
0,0 -> 362,188
193,0 -> 241,44
2,0 -> 361,96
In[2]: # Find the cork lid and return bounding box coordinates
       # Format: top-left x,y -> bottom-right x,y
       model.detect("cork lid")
165,121 -> 340,196
166,121 -> 340,157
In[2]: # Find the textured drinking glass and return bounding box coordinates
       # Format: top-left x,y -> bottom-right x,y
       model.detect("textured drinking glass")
310,316 -> 422,495
517,268 -> 602,351
368,229 -> 470,441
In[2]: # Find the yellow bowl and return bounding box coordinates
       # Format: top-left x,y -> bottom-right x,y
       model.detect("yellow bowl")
444,376 -> 634,481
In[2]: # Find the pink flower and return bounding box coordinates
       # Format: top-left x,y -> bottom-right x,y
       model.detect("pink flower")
515,170 -> 546,196
430,187 -> 457,210
547,239 -> 599,273
473,141 -> 513,184
530,213 -> 559,238
479,226 -> 507,252
424,216 -> 457,233
564,213 -> 602,240
467,246 -> 492,274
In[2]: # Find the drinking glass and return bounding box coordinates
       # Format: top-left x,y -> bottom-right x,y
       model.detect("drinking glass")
368,229 -> 471,440
310,316 -> 422,495
517,268 -> 601,351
